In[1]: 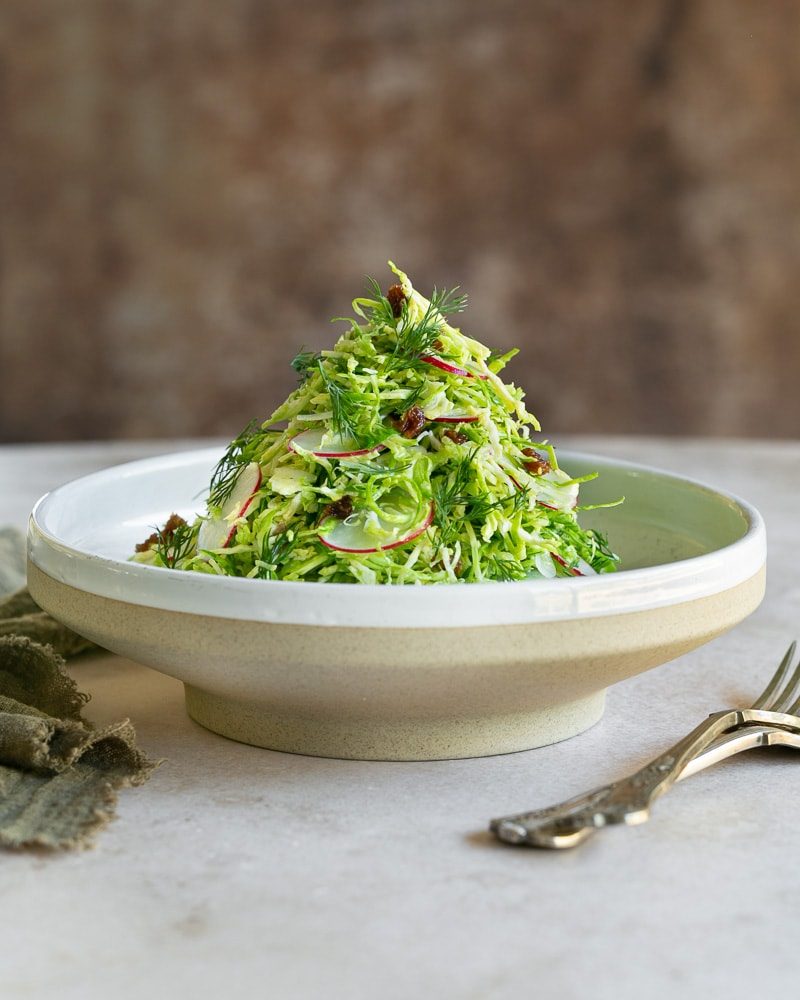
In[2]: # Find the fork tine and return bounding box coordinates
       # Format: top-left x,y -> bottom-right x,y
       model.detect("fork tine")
750,641 -> 798,710
786,691 -> 800,718
770,643 -> 800,714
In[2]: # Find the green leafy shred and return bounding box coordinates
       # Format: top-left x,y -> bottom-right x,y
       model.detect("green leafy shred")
133,263 -> 621,584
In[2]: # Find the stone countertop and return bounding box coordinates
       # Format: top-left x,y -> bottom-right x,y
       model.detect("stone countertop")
2,436 -> 798,999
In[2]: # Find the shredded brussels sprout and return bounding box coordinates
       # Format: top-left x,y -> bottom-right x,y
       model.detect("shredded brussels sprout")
133,263 -> 621,583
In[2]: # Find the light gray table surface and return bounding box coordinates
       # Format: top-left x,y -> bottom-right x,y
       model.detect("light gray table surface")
2,436 -> 799,999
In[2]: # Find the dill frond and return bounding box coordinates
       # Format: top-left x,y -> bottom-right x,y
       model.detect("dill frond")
291,348 -> 321,383
431,447 -> 478,545
316,361 -> 388,449
209,419 -> 260,508
386,286 -> 468,372
254,529 -> 299,580
467,486 -> 529,522
154,521 -> 196,568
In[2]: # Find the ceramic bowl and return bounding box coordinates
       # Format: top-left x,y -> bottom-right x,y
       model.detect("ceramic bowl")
27,448 -> 766,760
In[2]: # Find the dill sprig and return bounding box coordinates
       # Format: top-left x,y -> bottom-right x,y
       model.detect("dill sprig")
316,363 -> 359,440
361,277 -> 397,326
489,553 -> 528,582
255,529 -> 299,580
316,361 -> 388,449
583,528 -> 619,572
377,382 -> 427,422
432,449 -> 529,548
543,512 -> 619,574
467,486 -> 530,522
431,448 -> 478,545
400,383 -> 427,409
154,522 -> 197,569
209,419 -> 260,508
291,347 -> 321,383
385,286 -> 468,372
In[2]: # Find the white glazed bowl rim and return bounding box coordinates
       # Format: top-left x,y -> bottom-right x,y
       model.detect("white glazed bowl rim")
27,447 -> 766,629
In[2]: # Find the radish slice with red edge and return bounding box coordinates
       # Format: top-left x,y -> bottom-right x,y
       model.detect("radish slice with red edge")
552,553 -> 596,577
420,355 -> 489,380
319,500 -> 434,553
289,428 -> 386,459
198,461 -> 262,551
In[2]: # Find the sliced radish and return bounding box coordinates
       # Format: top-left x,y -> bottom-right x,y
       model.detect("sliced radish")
198,462 -> 262,551
427,411 -> 480,424
552,553 -> 596,577
421,355 -> 470,376
534,551 -> 557,579
537,498 -> 578,511
420,355 -> 489,380
289,428 -> 386,459
319,499 -> 434,553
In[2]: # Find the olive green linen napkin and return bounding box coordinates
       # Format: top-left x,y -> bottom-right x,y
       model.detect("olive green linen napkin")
0,586 -> 96,658
0,528 -> 157,849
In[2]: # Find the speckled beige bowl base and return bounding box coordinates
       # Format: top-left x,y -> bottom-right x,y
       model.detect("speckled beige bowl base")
29,562 -> 765,760
183,686 -> 609,760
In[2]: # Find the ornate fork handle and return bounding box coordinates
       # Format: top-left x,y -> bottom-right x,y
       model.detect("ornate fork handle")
491,645 -> 800,849
491,709 -> 762,849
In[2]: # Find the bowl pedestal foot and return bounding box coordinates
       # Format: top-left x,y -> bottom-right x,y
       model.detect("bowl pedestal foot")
183,685 -> 606,761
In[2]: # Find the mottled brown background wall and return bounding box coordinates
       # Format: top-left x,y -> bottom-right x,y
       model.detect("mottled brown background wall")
2,0 -> 799,443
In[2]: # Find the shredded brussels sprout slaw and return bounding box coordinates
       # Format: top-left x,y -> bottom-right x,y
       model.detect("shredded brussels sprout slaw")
133,263 -> 621,583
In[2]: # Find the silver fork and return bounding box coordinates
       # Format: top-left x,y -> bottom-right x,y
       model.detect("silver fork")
491,642 -> 800,849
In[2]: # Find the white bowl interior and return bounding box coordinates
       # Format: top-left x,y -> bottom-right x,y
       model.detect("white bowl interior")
37,449 -> 210,561
575,461 -> 749,569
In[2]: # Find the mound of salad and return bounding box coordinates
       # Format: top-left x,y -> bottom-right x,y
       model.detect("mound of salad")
133,263 -> 620,584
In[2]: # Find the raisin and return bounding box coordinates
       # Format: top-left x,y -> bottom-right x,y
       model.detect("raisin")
135,513 -> 187,552
134,533 -> 158,553
443,428 -> 468,445
522,448 -> 551,475
320,496 -> 354,521
392,405 -> 426,438
386,284 -> 405,318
